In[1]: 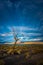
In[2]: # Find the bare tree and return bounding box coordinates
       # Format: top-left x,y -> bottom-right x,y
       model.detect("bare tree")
12,27 -> 19,45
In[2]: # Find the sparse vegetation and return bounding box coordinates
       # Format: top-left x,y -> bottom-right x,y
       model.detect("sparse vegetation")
0,44 -> 43,65
0,60 -> 5,65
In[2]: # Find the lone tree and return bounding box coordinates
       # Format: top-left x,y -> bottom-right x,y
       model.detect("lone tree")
12,27 -> 19,45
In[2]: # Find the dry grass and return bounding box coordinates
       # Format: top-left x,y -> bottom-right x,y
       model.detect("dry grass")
0,42 -> 43,65
24,42 -> 43,44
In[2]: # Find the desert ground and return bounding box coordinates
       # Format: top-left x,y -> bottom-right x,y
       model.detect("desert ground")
24,42 -> 43,44
0,42 -> 43,65
4,41 -> 43,44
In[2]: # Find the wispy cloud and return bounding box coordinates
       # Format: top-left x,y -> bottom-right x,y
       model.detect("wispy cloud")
18,36 -> 42,42
28,38 -> 42,41
0,32 -> 43,42
5,0 -> 13,7
0,32 -> 13,36
14,1 -> 21,8
0,32 -> 42,37
8,26 -> 38,32
21,32 -> 42,36
0,26 -> 42,37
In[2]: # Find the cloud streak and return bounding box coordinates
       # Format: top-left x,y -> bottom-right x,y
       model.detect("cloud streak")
18,37 -> 43,42
28,38 -> 42,41
8,26 -> 38,32
0,31 -> 42,42
0,32 -> 42,37
0,32 -> 13,36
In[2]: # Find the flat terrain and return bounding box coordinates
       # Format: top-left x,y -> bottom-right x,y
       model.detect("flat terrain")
0,42 -> 43,65
23,42 -> 43,44
4,42 -> 43,44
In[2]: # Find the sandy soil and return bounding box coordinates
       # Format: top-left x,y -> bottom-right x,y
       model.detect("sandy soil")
5,42 -> 43,44
23,42 -> 43,44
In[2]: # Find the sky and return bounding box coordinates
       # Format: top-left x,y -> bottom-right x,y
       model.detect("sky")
0,0 -> 43,43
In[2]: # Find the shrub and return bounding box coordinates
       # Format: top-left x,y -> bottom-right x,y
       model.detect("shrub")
0,60 -> 5,65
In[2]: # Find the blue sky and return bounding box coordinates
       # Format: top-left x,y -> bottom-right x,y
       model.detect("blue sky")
0,0 -> 43,43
